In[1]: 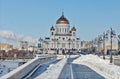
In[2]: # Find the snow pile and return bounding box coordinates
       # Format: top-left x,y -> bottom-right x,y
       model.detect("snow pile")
0,63 -> 8,77
35,58 -> 67,79
0,60 -> 25,77
73,54 -> 120,79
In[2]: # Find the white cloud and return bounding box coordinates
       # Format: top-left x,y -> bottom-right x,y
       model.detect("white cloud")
0,30 -> 16,40
0,30 -> 38,46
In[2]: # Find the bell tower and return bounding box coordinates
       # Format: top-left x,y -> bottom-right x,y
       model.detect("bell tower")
71,26 -> 76,37
50,25 -> 55,36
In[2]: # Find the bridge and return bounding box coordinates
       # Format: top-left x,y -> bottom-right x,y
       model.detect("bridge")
1,54 -> 119,79
1,55 -> 106,79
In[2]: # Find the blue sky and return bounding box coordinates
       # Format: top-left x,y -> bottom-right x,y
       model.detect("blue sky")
0,0 -> 120,41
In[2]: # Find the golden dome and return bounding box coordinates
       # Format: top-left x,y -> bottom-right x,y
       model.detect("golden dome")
71,26 -> 76,31
50,26 -> 55,31
56,12 -> 69,24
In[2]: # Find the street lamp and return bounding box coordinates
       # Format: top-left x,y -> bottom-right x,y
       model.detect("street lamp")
118,35 -> 120,51
110,28 -> 116,63
118,35 -> 120,40
118,35 -> 120,55
98,35 -> 103,56
110,28 -> 113,63
68,38 -> 71,54
102,32 -> 108,59
91,40 -> 94,53
57,41 -> 60,54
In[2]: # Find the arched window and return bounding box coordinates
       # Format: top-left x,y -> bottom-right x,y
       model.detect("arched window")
62,43 -> 65,47
51,32 -> 53,35
65,28 -> 66,33
73,32 -> 75,36
57,28 -> 59,32
62,28 -> 64,32
60,28 -> 61,32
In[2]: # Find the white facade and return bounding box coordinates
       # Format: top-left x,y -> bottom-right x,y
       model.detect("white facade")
44,13 -> 81,54
19,41 -> 28,51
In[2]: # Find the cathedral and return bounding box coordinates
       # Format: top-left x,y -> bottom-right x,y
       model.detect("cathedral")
44,12 -> 81,54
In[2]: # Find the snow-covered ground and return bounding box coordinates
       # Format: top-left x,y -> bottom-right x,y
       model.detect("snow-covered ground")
0,59 -> 26,77
73,54 -> 120,79
35,58 -> 67,79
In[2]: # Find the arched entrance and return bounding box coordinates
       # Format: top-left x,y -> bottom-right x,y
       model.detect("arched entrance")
62,49 -> 65,55
57,49 -> 59,54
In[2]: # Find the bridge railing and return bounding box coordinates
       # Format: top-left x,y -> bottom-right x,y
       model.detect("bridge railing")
1,55 -> 56,79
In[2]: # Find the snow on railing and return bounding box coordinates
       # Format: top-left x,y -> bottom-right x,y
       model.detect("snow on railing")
35,58 -> 67,79
0,55 -> 56,79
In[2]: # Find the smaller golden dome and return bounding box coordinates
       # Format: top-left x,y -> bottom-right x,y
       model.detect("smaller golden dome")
50,26 -> 55,31
71,26 -> 76,31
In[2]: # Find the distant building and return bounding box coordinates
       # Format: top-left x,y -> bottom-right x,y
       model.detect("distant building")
0,43 -> 13,52
104,40 -> 118,54
28,46 -> 37,52
43,12 -> 81,54
95,40 -> 118,54
81,41 -> 91,50
19,41 -> 28,51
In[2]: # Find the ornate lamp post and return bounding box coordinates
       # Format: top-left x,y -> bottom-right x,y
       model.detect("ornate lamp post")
68,38 -> 71,54
118,35 -> 120,51
110,28 -> 116,63
91,40 -> 94,53
0,42 -> 1,52
102,32 -> 108,59
57,41 -> 60,54
98,35 -> 103,56
110,28 -> 113,63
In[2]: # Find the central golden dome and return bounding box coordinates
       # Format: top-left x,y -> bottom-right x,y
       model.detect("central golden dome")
56,12 -> 69,24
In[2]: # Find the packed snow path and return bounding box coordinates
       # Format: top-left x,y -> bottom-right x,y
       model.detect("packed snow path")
59,57 -> 105,79
72,64 -> 105,79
